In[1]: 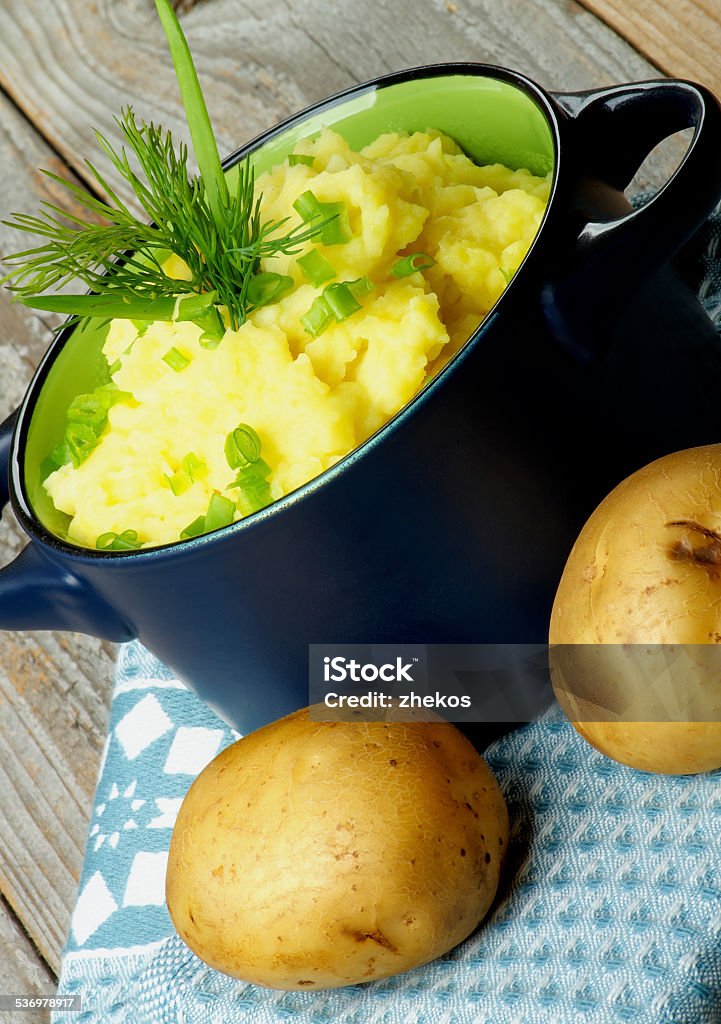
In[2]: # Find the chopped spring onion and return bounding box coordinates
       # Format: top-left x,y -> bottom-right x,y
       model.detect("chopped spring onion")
154,0 -> 229,231
246,272 -> 294,308
167,451 -> 205,495
20,292 -> 178,321
289,153 -> 314,167
95,382 -> 133,407
230,460 -> 272,515
293,189 -> 322,221
167,469 -> 192,496
318,201 -> 352,245
96,529 -> 142,551
301,276 -> 373,336
51,380 -> 132,468
204,492 -> 236,531
324,282 -> 361,321
67,394 -> 108,430
130,319 -> 150,337
182,452 -> 206,481
224,424 -> 272,514
108,358 -> 122,375
225,425 -> 272,513
51,442 -> 71,467
225,424 -> 262,469
198,328 -> 223,350
162,346 -> 190,371
175,291 -> 218,320
65,422 -> 100,467
293,191 -> 352,246
500,267 -> 514,284
301,294 -> 334,337
175,290 -> 225,346
297,249 -> 336,287
347,276 -> 374,300
180,515 -> 206,540
391,252 -> 436,278
180,493 -> 236,541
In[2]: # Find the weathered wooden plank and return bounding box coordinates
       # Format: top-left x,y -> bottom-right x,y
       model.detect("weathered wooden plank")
0,625 -> 117,974
0,0 -> 687,207
0,618 -> 116,976
580,0 -> 721,98
0,895 -> 56,1024
0,657 -> 95,974
0,92 -> 118,973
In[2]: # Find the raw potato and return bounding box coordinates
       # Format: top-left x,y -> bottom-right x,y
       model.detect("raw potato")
550,444 -> 721,774
166,706 -> 509,989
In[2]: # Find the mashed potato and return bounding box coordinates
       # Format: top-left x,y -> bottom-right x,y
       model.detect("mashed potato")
45,128 -> 550,549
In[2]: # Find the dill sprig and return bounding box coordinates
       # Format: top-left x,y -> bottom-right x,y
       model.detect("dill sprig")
0,0 -> 323,331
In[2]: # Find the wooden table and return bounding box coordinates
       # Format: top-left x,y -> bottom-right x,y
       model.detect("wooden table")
0,1 -> 718,1017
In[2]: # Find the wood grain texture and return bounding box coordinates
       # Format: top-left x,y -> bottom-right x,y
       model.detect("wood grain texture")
0,652 -> 95,973
0,895 -> 55,1024
0,0 -> 696,990
0,90 -> 117,976
0,0 -> 687,207
580,0 -> 721,98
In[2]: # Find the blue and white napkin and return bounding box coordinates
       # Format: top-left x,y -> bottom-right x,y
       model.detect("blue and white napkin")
51,641 -> 721,1024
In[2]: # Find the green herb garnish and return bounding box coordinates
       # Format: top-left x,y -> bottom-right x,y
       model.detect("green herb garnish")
391,252 -> 436,277
246,272 -> 294,308
225,424 -> 263,469
166,452 -> 205,496
204,492 -> 236,531
67,394 -> 108,431
318,202 -> 352,246
180,515 -> 207,540
0,0 -> 324,331
96,530 -> 142,551
182,452 -> 206,481
162,346 -> 190,372
288,154 -> 314,168
167,468 -> 192,497
64,423 -> 99,467
179,492 -> 236,541
347,276 -> 374,300
52,380 -> 133,468
324,282 -> 361,321
230,461 -> 273,515
293,190 -> 322,221
297,249 -> 336,287
301,295 -> 334,337
292,191 -> 351,245
225,424 -> 272,515
300,277 -> 373,337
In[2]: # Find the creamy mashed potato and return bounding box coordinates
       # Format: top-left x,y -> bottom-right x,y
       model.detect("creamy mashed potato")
45,128 -> 550,549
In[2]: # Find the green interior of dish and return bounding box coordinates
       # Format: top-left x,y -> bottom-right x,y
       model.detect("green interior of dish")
25,72 -> 555,537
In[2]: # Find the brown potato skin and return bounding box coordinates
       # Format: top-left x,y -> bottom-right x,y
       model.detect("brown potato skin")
550,444 -> 721,774
166,707 -> 508,990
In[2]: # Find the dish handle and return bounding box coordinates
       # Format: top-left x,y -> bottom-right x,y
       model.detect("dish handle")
0,407 -> 136,640
547,79 -> 721,359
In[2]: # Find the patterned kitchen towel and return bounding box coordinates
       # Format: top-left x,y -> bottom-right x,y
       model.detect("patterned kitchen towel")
51,641 -> 721,1024
52,207 -> 721,1023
